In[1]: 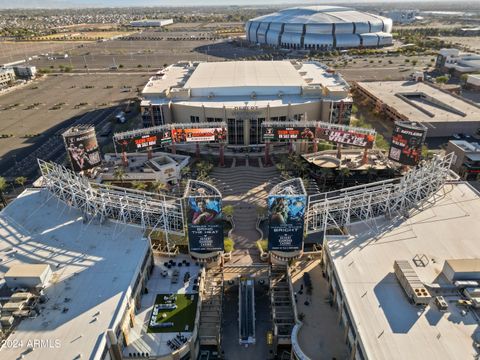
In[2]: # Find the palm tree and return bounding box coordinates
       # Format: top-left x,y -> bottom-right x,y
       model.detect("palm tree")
0,177 -> 7,207
113,167 -> 126,185
366,166 -> 377,183
180,166 -> 191,178
150,180 -> 167,194
15,176 -> 27,190
319,168 -> 330,191
224,237 -> 235,253
223,205 -> 234,218
132,181 -> 147,191
340,168 -> 352,188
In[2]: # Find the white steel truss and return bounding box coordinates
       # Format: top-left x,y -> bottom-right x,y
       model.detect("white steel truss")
38,159 -> 185,235
306,153 -> 455,233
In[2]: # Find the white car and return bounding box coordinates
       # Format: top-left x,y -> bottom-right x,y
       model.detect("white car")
452,133 -> 461,140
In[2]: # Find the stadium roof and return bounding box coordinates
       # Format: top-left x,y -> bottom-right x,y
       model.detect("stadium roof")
250,6 -> 389,25
326,182 -> 480,360
0,188 -> 148,360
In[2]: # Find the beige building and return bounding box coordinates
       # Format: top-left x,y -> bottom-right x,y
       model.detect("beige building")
0,67 -> 15,89
141,60 -> 352,145
354,80 -> 480,137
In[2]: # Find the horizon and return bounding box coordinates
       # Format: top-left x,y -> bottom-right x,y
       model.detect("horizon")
0,0 -> 465,10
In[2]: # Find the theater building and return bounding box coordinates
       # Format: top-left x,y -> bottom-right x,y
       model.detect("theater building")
140,60 -> 352,146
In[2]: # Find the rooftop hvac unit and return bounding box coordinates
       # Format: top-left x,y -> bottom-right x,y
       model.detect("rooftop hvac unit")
434,296 -> 448,312
394,260 -> 432,305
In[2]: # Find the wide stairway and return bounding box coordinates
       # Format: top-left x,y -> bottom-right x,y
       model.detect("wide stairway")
210,160 -> 281,264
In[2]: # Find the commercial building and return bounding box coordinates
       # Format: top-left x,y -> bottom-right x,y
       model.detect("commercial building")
319,181 -> 480,360
246,6 -> 393,50
465,74 -> 480,91
99,152 -> 190,186
129,19 -> 173,27
446,139 -> 480,179
383,9 -> 419,24
0,67 -> 15,89
141,60 -> 353,145
436,48 -> 480,76
0,188 -> 202,360
13,65 -> 37,79
354,80 -> 480,137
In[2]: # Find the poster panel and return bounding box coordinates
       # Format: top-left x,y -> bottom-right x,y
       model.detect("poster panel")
388,123 -> 426,166
171,127 -> 227,143
115,131 -> 171,152
64,128 -> 101,172
267,195 -> 306,251
263,127 -> 315,142
315,127 -> 375,149
186,196 -> 224,253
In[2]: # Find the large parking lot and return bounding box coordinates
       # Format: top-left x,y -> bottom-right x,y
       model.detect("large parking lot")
0,73 -> 146,178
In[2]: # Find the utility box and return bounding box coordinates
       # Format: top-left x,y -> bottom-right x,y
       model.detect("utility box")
5,264 -> 52,289
442,259 -> 480,282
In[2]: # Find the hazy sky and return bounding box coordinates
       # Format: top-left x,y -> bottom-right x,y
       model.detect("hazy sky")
0,0 -> 452,10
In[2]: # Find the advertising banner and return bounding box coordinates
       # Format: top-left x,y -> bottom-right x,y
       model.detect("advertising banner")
186,196 -> 224,253
388,122 -> 426,166
115,131 -> 171,152
267,195 -> 306,251
263,125 -> 374,148
64,128 -> 101,172
171,127 -> 227,143
263,127 -> 315,142
315,128 -> 375,149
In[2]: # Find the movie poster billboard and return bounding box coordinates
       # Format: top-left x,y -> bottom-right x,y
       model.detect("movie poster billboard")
388,122 -> 426,166
115,130 -> 172,152
315,127 -> 375,149
263,127 -> 315,142
64,128 -> 101,172
186,196 -> 224,253
263,125 -> 374,148
171,127 -> 227,143
268,195 -> 307,251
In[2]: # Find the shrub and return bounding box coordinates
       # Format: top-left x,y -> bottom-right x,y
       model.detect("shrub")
224,237 -> 234,253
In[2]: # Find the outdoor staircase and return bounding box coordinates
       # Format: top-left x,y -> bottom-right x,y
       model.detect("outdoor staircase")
270,264 -> 295,344
209,165 -> 281,259
199,267 -> 224,347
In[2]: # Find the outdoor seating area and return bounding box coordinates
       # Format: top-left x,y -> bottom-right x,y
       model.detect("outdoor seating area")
167,333 -> 189,351
148,292 -> 198,333
122,255 -> 202,358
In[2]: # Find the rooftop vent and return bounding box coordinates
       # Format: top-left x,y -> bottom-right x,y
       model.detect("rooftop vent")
394,260 -> 432,305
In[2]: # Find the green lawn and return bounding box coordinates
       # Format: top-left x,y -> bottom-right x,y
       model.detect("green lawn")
147,293 -> 198,333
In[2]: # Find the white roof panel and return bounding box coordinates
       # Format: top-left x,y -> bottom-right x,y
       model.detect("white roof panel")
327,182 -> 480,360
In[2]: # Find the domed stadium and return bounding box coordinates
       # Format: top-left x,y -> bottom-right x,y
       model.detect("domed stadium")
246,6 -> 393,50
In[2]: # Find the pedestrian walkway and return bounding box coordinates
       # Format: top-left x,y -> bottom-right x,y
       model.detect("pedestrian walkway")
210,158 -> 281,264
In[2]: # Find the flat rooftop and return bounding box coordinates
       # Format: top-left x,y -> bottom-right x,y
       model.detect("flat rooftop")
326,182 -> 480,360
0,188 -> 148,360
184,61 -> 304,96
142,61 -> 350,102
356,81 -> 480,123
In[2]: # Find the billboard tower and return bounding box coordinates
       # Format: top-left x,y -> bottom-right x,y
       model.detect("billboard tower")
62,126 -> 101,172
183,180 -> 224,263
267,178 -> 307,264
388,121 -> 427,166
